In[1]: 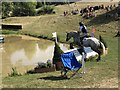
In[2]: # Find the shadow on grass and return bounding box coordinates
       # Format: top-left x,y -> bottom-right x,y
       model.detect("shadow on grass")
38,76 -> 69,81
87,8 -> 119,26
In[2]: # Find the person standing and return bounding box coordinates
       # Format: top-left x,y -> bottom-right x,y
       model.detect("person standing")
91,26 -> 96,37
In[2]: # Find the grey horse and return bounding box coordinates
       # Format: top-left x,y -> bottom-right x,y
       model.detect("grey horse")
66,31 -> 106,61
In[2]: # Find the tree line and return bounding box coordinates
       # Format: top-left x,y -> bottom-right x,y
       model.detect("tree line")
2,1 -> 73,19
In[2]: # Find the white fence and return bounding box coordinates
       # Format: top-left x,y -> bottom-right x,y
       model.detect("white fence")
64,47 -> 98,61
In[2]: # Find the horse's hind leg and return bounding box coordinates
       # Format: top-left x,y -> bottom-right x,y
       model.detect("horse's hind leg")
91,48 -> 101,61
96,50 -> 101,62
61,68 -> 68,78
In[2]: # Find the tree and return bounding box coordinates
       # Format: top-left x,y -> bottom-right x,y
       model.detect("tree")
36,2 -> 43,8
2,2 -> 14,18
37,5 -> 55,15
13,2 -> 37,16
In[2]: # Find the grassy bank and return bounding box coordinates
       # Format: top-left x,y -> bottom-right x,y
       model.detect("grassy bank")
2,2 -> 119,88
2,32 -> 119,88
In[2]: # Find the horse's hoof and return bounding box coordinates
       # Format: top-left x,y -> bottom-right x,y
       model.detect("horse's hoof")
96,59 -> 100,62
84,58 -> 87,62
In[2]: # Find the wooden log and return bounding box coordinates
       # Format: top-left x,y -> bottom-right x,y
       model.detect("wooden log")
2,24 -> 22,30
34,67 -> 56,73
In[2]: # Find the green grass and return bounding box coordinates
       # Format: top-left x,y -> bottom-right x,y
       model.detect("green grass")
2,2 -> 119,88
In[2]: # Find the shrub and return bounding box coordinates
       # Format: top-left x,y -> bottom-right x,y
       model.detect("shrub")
46,59 -> 52,68
36,2 -> 43,8
2,2 -> 14,19
37,5 -> 55,15
53,42 -> 64,64
36,60 -> 53,68
13,2 -> 37,16
37,62 -> 47,68
8,67 -> 21,77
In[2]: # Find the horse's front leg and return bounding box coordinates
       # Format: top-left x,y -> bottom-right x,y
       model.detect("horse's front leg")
84,52 -> 87,62
77,46 -> 87,62
83,49 -> 87,62
70,43 -> 74,49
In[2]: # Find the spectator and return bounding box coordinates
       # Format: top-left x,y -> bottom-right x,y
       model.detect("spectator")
91,26 -> 96,37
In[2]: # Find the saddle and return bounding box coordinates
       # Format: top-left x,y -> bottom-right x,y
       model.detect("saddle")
80,35 -> 91,44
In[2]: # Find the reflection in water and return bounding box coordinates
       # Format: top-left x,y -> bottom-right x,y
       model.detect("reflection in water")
2,35 -> 69,76
37,39 -> 53,50
22,41 -> 36,60
10,43 -> 54,65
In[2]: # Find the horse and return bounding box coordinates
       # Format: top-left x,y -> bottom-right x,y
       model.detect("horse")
66,31 -> 107,61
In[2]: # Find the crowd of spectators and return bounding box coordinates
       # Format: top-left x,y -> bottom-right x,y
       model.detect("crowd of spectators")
63,3 -> 118,19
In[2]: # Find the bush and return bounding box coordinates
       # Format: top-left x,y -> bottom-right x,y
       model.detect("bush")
37,60 -> 53,68
27,60 -> 53,74
37,5 -> 55,15
37,62 -> 47,68
36,2 -> 43,8
13,2 -> 37,16
8,67 -> 21,77
53,42 -> 64,64
2,2 -> 14,19
46,59 -> 52,68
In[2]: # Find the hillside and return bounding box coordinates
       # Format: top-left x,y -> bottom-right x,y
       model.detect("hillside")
2,2 -> 119,41
2,2 -> 119,88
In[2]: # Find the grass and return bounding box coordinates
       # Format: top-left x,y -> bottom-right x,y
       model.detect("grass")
2,2 -> 119,88
8,67 -> 22,77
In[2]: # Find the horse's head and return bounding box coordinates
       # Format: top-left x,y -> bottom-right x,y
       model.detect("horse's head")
66,32 -> 72,41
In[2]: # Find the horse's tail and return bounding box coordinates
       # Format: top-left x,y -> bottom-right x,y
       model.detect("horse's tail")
99,35 -> 108,55
99,35 -> 107,48
100,42 -> 106,56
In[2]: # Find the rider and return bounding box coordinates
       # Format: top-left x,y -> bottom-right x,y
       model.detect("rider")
78,22 -> 89,45
79,22 -> 88,38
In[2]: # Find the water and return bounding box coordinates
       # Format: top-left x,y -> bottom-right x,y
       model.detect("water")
1,35 -> 69,76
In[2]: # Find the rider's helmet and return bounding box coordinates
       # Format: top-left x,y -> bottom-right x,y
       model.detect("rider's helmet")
79,22 -> 83,26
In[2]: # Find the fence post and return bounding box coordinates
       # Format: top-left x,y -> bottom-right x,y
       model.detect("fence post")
82,52 -> 85,74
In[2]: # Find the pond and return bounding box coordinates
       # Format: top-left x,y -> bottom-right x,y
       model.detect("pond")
1,35 -> 69,77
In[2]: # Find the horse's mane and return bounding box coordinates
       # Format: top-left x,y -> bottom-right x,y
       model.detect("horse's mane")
72,31 -> 78,33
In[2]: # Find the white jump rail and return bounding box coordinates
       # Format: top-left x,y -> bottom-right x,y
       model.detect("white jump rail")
64,47 -> 98,61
